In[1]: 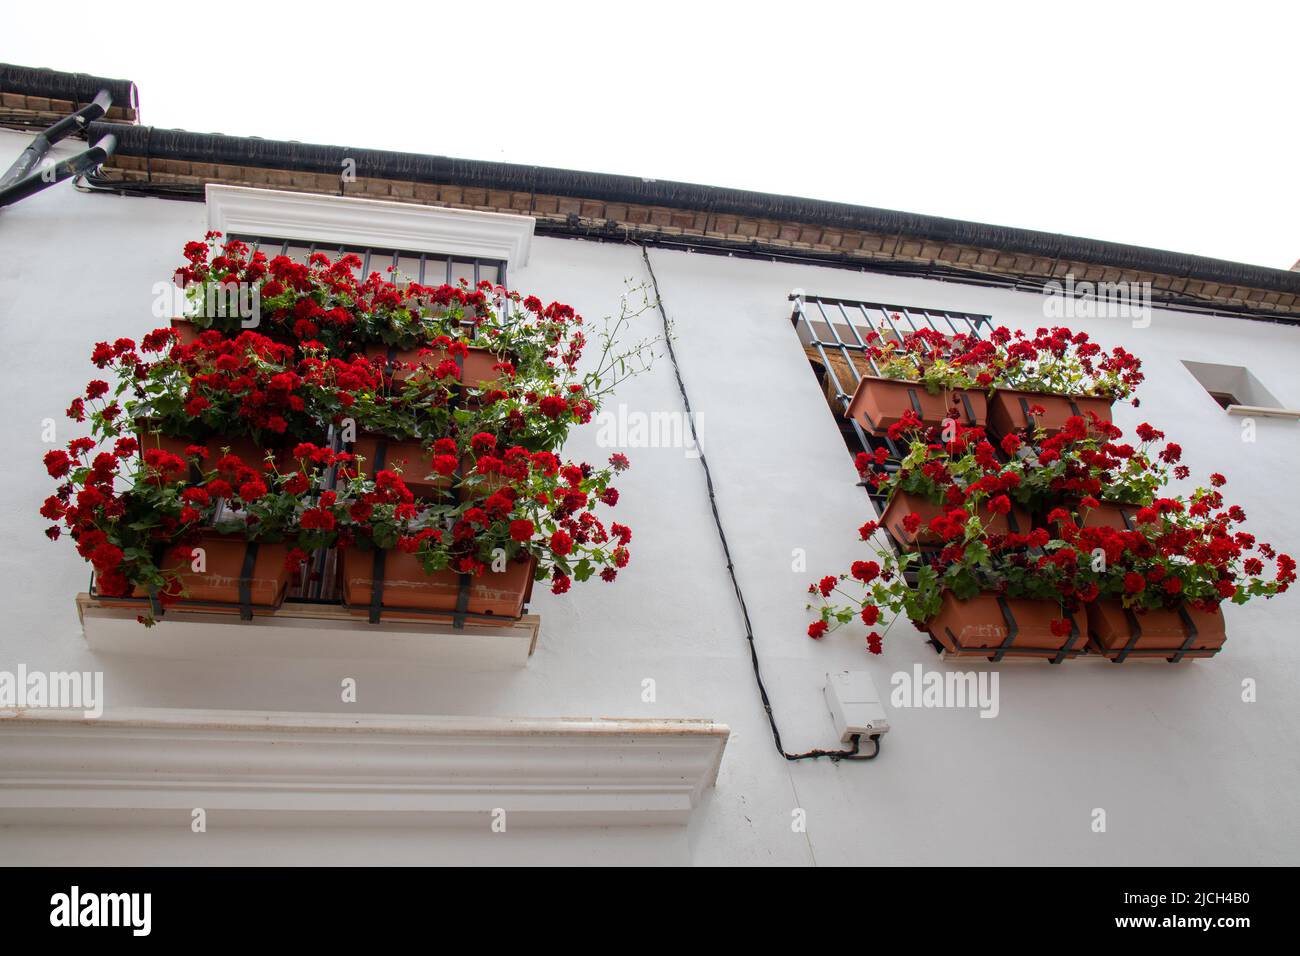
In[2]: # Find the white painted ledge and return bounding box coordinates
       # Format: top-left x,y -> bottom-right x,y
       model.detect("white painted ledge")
1225,403 -> 1300,420
206,184 -> 534,265
0,709 -> 729,828
78,595 -> 538,669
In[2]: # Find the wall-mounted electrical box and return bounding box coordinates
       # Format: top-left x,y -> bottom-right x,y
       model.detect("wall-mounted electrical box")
824,670 -> 890,743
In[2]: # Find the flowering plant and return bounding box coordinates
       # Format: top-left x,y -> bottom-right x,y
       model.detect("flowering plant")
812,415 -> 1293,652
983,325 -> 1144,400
1009,416 -> 1180,509
45,233 -> 657,620
306,284 -> 657,459
859,413 -> 1181,514
40,439 -> 336,610
175,234 -> 492,352
861,326 -> 996,394
1050,485 -> 1295,612
855,415 -> 1021,511
327,445 -> 632,593
83,329 -> 357,448
856,321 -> 1143,401
174,234 -> 646,387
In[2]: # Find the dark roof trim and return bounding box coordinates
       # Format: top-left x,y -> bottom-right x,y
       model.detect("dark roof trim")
0,64 -> 138,111
86,120 -> 1300,299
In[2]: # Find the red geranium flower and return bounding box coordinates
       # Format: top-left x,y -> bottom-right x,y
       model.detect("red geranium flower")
43,450 -> 72,478
851,560 -> 880,582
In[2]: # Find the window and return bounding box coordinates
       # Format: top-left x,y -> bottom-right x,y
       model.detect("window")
205,183 -> 534,269
231,234 -> 506,288
791,292 -> 992,509
208,235 -> 509,607
1180,360 -> 1299,419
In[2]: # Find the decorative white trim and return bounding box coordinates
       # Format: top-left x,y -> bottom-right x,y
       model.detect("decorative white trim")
206,184 -> 534,266
1226,404 -> 1300,420
78,595 -> 539,670
0,709 -> 728,828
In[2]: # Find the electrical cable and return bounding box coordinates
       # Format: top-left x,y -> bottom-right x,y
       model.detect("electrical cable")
639,243 -> 881,763
76,170 -> 204,201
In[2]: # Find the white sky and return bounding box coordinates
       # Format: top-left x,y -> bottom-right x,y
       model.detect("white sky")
6,1 -> 1297,269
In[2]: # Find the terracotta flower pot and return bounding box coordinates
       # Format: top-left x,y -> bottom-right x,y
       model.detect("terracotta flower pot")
347,433 -> 509,500
340,548 -> 537,624
988,389 -> 1113,437
170,317 -> 201,345
97,531 -> 291,618
171,316 -> 256,342
844,376 -> 987,436
364,343 -> 507,388
1074,502 -> 1137,531
880,489 -> 1032,551
137,429 -> 285,475
349,433 -> 451,499
927,592 -> 1085,661
1086,600 -> 1227,662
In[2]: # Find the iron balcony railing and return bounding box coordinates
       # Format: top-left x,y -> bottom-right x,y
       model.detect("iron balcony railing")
231,234 -> 507,291
228,235 -> 511,603
790,291 -> 993,504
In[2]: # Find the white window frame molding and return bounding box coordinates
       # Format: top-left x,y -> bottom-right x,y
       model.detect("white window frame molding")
76,593 -> 541,669
0,709 -> 728,828
205,184 -> 534,266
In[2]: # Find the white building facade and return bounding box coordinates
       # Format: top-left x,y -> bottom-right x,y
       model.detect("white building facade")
1,69 -> 1298,866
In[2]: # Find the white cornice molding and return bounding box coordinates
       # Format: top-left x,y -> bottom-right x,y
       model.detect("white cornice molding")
0,709 -> 727,827
206,185 -> 534,266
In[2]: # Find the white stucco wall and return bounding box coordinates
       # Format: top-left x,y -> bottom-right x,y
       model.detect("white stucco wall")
2,128 -> 1297,865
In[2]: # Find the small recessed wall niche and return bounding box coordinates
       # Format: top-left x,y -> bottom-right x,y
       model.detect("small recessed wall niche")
1181,360 -> 1300,420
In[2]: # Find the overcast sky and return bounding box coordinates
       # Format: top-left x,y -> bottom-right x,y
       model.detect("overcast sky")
6,2 -> 1296,269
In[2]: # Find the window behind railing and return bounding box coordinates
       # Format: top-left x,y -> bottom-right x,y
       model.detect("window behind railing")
231,234 -> 506,288
219,235 -> 510,602
790,293 -> 992,508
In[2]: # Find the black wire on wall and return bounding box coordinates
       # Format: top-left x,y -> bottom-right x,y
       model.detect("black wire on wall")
638,244 -> 880,762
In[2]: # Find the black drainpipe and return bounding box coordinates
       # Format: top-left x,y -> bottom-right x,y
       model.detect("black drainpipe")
0,89 -> 114,191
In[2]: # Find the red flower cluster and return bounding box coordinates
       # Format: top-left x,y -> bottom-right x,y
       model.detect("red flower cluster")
45,234 -> 660,617
811,388 -> 1294,650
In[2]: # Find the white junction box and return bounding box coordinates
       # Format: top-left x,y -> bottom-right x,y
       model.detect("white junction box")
824,671 -> 891,743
